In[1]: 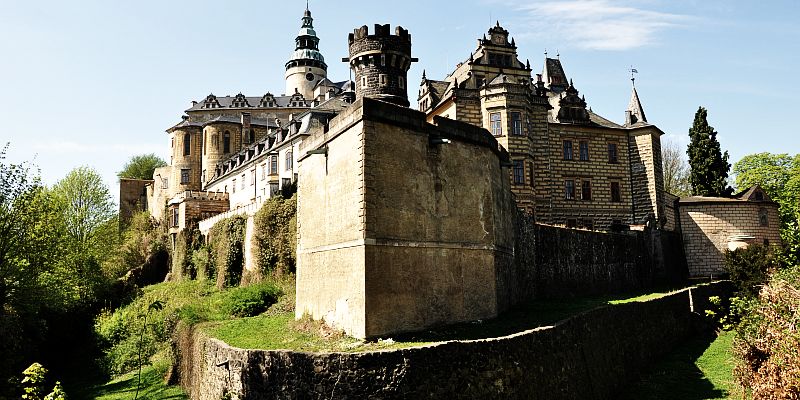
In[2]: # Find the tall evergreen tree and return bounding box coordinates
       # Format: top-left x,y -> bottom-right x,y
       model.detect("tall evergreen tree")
687,106 -> 731,196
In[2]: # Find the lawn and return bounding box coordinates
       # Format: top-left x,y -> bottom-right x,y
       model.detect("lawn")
68,360 -> 187,400
619,330 -> 739,399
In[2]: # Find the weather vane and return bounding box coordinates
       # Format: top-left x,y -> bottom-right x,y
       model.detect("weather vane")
629,66 -> 638,86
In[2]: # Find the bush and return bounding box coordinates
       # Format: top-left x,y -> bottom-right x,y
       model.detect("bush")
732,265 -> 800,398
253,194 -> 296,277
95,280 -> 281,375
221,284 -> 281,317
725,244 -> 782,297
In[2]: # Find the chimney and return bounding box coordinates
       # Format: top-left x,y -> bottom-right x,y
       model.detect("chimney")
241,112 -> 252,144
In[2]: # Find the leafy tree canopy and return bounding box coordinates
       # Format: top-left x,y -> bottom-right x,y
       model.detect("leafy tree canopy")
687,106 -> 732,197
117,153 -> 167,180
51,166 -> 115,247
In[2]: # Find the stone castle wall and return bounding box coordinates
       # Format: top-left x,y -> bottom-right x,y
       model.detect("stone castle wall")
178,281 -> 732,400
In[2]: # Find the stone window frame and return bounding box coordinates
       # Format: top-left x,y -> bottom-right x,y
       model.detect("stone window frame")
261,163 -> 267,181
250,170 -> 256,186
180,169 -> 190,184
610,181 -> 622,202
490,112 -> 502,136
510,112 -> 523,135
579,140 -> 589,161
608,142 -> 618,164
270,155 -> 278,175
759,208 -> 769,227
223,131 -> 231,154
172,207 -> 179,227
512,160 -> 525,184
241,174 -> 246,190
581,179 -> 592,201
565,179 -> 576,200
183,133 -> 191,156
285,150 -> 293,171
563,140 -> 574,160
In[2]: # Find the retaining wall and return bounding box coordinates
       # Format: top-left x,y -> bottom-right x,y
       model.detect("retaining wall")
178,281 -> 731,399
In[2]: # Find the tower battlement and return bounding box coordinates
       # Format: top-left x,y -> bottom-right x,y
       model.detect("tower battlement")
347,24 -> 417,107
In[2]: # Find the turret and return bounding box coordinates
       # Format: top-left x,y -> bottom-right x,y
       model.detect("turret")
347,24 -> 417,107
285,7 -> 327,100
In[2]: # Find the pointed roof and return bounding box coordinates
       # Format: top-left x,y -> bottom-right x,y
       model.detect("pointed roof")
626,86 -> 647,125
542,57 -> 568,92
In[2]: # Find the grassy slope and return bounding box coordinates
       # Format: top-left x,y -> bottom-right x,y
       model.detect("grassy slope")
206,285 -> 687,352
70,361 -> 186,400
619,331 -> 738,399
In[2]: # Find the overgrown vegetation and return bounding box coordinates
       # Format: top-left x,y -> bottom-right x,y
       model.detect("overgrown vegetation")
253,194 -> 297,278
95,280 -> 281,375
687,106 -> 732,197
207,216 -> 247,288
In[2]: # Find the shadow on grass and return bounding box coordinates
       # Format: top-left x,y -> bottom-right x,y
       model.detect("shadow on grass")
78,364 -> 187,400
617,331 -> 733,400
391,285 -> 686,343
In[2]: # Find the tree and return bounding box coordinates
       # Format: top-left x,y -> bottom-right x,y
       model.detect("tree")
51,166 -> 115,247
661,139 -> 691,196
687,106 -> 731,197
117,153 -> 167,180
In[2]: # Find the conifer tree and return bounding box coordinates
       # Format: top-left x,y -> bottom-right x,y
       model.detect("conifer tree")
687,106 -> 731,196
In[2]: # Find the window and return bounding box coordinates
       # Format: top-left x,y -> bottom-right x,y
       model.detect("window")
269,183 -> 280,196
172,207 -> 179,227
611,182 -> 621,202
490,112 -> 502,136
285,150 -> 293,171
249,130 -> 255,144
250,171 -> 255,186
563,140 -> 573,160
223,131 -> 231,153
759,209 -> 769,226
565,179 -> 575,200
579,141 -> 589,161
183,133 -> 191,156
755,191 -> 764,201
241,174 -> 246,190
379,74 -> 387,87
282,178 -> 291,189
608,143 -> 618,163
232,179 -> 236,193
361,76 -> 368,88
261,164 -> 267,180
212,134 -> 219,151
399,76 -> 405,89
180,169 -> 190,184
511,112 -> 523,135
381,54 -> 386,66
581,180 -> 592,200
270,155 -> 278,174
513,160 -> 524,184
171,138 -> 174,148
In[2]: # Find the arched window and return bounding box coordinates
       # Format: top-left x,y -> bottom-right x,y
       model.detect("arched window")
223,131 -> 231,153
183,133 -> 191,156
212,134 -> 219,151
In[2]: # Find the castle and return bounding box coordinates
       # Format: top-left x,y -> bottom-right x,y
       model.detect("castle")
119,6 -> 781,338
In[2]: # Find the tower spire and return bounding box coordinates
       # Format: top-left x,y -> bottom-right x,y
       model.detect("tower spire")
625,71 -> 647,126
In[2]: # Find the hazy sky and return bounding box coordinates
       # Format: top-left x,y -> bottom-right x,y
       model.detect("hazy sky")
1,0 -> 798,202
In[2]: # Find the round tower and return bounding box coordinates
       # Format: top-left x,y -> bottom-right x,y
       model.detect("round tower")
285,7 -> 327,100
348,24 -> 416,107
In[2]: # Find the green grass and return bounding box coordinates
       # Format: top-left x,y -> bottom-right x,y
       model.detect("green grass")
206,285 -> 689,352
69,360 -> 187,400
619,331 -> 739,399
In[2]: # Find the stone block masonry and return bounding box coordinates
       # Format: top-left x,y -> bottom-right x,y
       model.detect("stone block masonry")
177,281 -> 732,399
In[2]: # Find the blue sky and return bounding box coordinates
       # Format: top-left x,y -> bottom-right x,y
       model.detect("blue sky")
1,0 -> 798,201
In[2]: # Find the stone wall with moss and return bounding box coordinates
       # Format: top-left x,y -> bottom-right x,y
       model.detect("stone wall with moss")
178,282 -> 732,399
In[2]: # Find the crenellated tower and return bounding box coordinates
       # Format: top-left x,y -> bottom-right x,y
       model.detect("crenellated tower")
347,24 -> 417,107
285,7 -> 327,100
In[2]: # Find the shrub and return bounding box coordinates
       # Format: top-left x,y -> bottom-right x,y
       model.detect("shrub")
221,284 -> 281,317
253,194 -> 296,277
724,244 -> 781,297
732,265 -> 800,397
